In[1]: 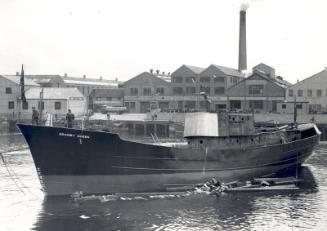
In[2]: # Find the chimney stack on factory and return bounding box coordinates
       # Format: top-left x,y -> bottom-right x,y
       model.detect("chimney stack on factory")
238,9 -> 247,72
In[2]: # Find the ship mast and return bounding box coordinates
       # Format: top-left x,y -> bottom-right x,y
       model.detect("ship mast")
293,96 -> 297,128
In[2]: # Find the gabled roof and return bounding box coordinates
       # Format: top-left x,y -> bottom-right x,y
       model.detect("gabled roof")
124,72 -> 170,86
274,76 -> 292,88
184,65 -> 205,74
1,75 -> 39,86
253,63 -> 275,70
228,72 -> 290,91
289,69 -> 327,88
212,64 -> 244,77
25,87 -> 85,99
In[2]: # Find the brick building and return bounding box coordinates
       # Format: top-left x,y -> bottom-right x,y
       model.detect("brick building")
171,64 -> 244,112
228,64 -> 290,113
285,68 -> 327,113
123,72 -> 172,113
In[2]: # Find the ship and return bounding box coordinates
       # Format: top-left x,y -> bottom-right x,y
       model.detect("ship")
17,112 -> 320,196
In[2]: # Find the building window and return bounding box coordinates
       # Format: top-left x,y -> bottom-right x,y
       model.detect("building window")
200,76 -> 210,83
8,101 -> 14,109
185,101 -> 196,110
214,87 -> 225,95
249,85 -> 264,95
200,86 -> 210,94
297,89 -> 303,97
172,76 -> 183,83
38,101 -> 45,110
185,87 -> 196,95
143,88 -> 151,96
156,88 -> 164,95
296,104 -> 303,109
317,89 -> 322,97
173,87 -> 183,95
307,89 -> 312,97
214,77 -> 225,83
282,104 -> 286,109
185,77 -> 196,83
22,101 -> 28,110
288,89 -> 293,97
249,100 -> 263,109
5,87 -> 12,94
54,101 -> 61,110
130,102 -> 136,109
130,88 -> 138,96
230,100 -> 241,109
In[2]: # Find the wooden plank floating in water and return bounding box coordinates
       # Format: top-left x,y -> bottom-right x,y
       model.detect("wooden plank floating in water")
225,177 -> 301,192
226,184 -> 299,192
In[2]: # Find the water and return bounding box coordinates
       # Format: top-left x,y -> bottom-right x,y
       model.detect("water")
1,135 -> 327,231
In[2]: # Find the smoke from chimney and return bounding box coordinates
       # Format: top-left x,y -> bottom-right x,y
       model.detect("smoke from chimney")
238,10 -> 247,72
240,3 -> 249,11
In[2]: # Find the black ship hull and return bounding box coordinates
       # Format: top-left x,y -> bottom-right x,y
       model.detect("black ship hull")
17,124 -> 320,196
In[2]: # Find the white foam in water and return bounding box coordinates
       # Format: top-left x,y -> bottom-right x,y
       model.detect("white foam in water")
79,215 -> 90,219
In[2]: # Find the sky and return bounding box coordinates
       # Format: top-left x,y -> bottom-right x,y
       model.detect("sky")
0,0 -> 326,83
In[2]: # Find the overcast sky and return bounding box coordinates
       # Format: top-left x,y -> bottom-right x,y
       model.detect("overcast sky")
0,0 -> 326,83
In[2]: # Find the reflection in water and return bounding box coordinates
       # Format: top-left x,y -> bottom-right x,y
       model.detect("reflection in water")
1,136 -> 327,231
33,165 -> 326,231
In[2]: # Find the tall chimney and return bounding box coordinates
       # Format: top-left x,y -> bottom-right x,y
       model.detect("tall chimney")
238,10 -> 247,72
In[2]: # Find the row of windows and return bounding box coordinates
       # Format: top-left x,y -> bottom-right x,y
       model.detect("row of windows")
124,102 -> 136,110
289,89 -> 324,97
249,85 -> 264,95
124,101 -> 226,111
230,100 -> 264,110
172,76 -> 226,83
95,97 -> 122,101
172,87 -> 225,95
130,87 -> 165,96
281,104 -> 303,109
7,101 -> 62,110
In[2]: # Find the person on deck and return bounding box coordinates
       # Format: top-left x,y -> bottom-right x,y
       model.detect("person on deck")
66,109 -> 75,128
32,107 -> 39,125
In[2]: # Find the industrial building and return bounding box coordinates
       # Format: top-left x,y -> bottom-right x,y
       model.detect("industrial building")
285,68 -> 327,114
23,73 -> 119,97
227,64 -> 291,113
123,72 -> 172,113
24,87 -> 87,119
0,74 -> 39,119
170,64 -> 244,112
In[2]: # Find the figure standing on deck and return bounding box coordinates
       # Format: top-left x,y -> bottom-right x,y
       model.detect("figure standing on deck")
66,109 -> 75,128
32,107 -> 39,125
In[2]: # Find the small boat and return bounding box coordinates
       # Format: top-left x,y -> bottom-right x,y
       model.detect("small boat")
17,112 -> 320,196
